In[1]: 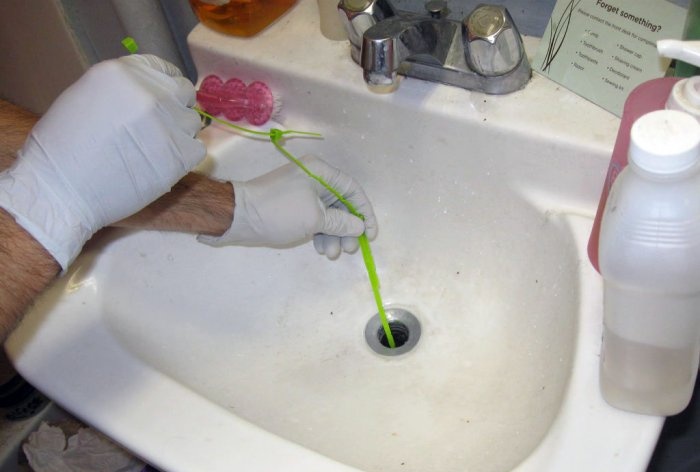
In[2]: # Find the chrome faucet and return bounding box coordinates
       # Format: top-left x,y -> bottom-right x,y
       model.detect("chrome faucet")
337,0 -> 531,94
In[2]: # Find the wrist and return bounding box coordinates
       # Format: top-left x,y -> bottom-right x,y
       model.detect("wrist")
197,180 -> 250,246
115,173 -> 234,236
0,157 -> 93,270
0,208 -> 60,340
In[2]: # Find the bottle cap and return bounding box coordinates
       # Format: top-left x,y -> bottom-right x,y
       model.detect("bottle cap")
630,110 -> 700,174
666,77 -> 700,117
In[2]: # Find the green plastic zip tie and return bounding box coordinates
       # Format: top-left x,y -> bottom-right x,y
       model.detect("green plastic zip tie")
121,36 -> 139,54
196,108 -> 396,348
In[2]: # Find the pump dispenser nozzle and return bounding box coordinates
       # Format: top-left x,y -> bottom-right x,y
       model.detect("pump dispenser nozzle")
658,40 -> 700,67
658,40 -> 700,118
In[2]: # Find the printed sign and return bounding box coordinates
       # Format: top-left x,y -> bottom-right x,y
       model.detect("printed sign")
533,0 -> 686,116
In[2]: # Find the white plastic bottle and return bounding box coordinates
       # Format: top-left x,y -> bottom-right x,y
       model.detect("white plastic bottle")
599,109 -> 700,415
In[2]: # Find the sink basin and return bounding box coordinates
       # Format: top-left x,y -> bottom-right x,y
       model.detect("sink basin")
6,1 -> 663,470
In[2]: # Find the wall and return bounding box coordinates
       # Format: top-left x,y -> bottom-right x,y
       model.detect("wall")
61,0 -> 198,80
0,0 -> 87,114
0,0 -> 198,114
393,0 -> 690,37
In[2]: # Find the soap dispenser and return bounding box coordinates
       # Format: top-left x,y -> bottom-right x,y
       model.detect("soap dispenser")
189,0 -> 297,37
588,40 -> 700,272
661,40 -> 700,116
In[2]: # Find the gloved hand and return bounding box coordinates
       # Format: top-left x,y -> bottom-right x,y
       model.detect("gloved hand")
0,54 -> 205,270
198,155 -> 378,259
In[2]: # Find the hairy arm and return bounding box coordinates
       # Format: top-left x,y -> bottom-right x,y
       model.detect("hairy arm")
115,173 -> 233,236
0,209 -> 60,337
0,99 -> 234,341
0,101 -> 58,336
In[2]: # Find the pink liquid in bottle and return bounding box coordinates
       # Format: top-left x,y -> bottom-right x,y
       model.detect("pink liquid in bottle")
588,77 -> 681,272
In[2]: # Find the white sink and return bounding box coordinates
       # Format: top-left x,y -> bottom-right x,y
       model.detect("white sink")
6,1 -> 663,471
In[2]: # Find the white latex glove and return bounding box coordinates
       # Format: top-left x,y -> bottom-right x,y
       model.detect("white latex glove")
0,55 -> 205,270
198,155 -> 378,259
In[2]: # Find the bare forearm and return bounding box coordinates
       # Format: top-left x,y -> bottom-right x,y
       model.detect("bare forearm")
115,172 -> 233,236
0,102 -> 57,341
0,209 -> 60,341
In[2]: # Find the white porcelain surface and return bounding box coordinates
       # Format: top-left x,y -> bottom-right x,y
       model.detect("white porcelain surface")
6,1 -> 663,471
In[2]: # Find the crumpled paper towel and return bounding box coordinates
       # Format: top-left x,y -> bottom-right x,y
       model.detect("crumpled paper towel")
23,421 -> 145,472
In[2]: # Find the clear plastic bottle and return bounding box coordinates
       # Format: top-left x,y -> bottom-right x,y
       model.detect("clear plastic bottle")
189,0 -> 297,37
599,109 -> 700,415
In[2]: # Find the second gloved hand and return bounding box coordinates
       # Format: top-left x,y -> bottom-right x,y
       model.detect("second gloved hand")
198,155 -> 378,259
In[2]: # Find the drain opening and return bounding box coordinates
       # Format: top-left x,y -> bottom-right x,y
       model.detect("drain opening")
378,321 -> 410,348
365,307 -> 421,356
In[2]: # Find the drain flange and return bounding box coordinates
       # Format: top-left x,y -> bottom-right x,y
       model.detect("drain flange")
365,307 -> 421,356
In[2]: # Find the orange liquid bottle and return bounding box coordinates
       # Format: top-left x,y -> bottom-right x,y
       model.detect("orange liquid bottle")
189,0 -> 297,37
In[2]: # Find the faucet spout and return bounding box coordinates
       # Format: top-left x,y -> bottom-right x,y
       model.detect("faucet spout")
361,16 -> 457,89
339,0 -> 531,94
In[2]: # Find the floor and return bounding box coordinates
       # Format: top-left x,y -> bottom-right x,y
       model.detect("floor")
0,376 -> 156,472
0,385 -> 58,471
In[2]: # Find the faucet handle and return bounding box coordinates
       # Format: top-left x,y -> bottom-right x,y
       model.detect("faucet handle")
463,5 -> 524,77
339,0 -> 397,61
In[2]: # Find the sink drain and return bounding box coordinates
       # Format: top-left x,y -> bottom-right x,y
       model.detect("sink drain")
365,308 -> 421,356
